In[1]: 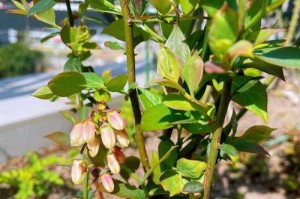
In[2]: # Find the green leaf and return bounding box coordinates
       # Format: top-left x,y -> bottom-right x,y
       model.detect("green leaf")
201,0 -> 224,17
158,140 -> 178,170
48,72 -> 86,97
254,47 -> 300,69
163,93 -> 196,111
182,53 -> 204,96
248,29 -> 285,45
220,143 -> 239,159
157,46 -> 181,82
41,31 -> 59,43
228,40 -> 254,58
120,156 -> 140,181
180,0 -> 199,15
64,56 -> 82,72
82,73 -> 105,88
239,125 -> 275,143
59,110 -> 76,124
183,181 -> 203,193
151,151 -> 162,184
160,170 -> 184,197
86,0 -> 119,13
152,0 -> 172,15
232,81 -> 268,122
35,8 -> 56,26
208,3 -> 238,58
80,105 -> 90,120
138,88 -> 163,110
99,180 -> 145,199
140,104 -> 187,131
32,86 -> 56,99
93,89 -> 111,102
61,25 -> 90,46
28,0 -> 56,16
104,41 -> 124,50
88,144 -> 108,167
227,138 -> 269,155
106,74 -> 128,92
165,25 -> 191,65
177,158 -> 206,179
152,79 -> 186,94
44,132 -> 70,147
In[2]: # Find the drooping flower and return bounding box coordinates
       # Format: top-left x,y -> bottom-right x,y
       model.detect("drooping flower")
70,122 -> 85,147
100,173 -> 114,193
87,138 -> 100,157
107,110 -> 126,130
82,120 -> 96,143
71,157 -> 86,185
116,129 -> 130,148
100,124 -> 116,149
107,153 -> 121,174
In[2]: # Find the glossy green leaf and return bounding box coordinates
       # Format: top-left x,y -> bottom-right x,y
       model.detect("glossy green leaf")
64,56 -> 82,72
28,0 -> 56,16
104,41 -> 124,50
245,0 -> 263,31
157,46 -> 181,82
44,132 -> 70,147
232,81 -> 268,122
87,0 -> 119,13
160,170 -> 184,197
163,94 -> 196,111
32,86 -> 56,99
48,72 -> 86,97
248,29 -> 285,45
208,3 -> 238,58
227,138 -> 269,155
36,8 -> 56,26
180,0 -> 199,15
158,140 -> 178,170
138,88 -> 162,110
254,47 -> 300,69
239,125 -> 275,143
152,79 -> 186,94
177,158 -> 206,179
183,181 -> 203,193
182,53 -> 204,96
228,40 -> 254,58
152,0 -> 171,15
105,74 -> 127,92
140,104 -> 187,131
220,143 -> 239,159
165,25 -> 191,66
120,156 -> 140,181
82,73 -> 105,88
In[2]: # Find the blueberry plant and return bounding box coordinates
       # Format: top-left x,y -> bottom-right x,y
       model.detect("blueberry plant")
10,0 -> 300,198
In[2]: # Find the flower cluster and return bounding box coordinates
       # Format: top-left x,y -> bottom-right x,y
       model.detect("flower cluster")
69,102 -> 130,192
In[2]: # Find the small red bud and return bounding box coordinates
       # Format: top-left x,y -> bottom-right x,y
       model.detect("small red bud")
113,147 -> 126,163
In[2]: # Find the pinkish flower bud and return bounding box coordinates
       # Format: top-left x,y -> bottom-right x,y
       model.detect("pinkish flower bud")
87,138 -> 100,157
82,120 -> 96,143
116,130 -> 130,148
100,124 -> 116,149
101,173 -> 114,193
107,153 -> 121,174
70,123 -> 85,147
107,110 -> 126,130
71,158 -> 86,185
113,147 -> 126,163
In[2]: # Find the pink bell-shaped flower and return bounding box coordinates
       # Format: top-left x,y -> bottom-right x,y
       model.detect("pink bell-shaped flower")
107,110 -> 126,130
100,173 -> 114,193
70,123 -> 85,147
116,129 -> 130,148
107,153 -> 121,174
87,138 -> 100,157
71,157 -> 86,185
82,120 -> 96,143
100,124 -> 116,149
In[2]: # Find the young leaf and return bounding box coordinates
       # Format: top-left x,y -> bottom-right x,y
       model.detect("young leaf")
104,41 -> 125,50
152,0 -> 172,15
247,29 -> 285,45
157,46 -> 181,82
220,143 -> 239,159
176,158 -> 207,179
151,79 -> 186,94
82,73 -> 105,89
162,94 -> 196,111
228,40 -> 254,58
201,0 -> 224,17
64,56 -> 82,72
151,151 -> 162,184
28,0 -> 56,16
106,74 -> 128,92
48,72 -> 86,97
183,181 -> 203,193
165,25 -> 191,66
239,125 -> 276,143
35,8 -> 56,26
180,0 -> 199,15
254,47 -> 300,69
182,53 -> 204,96
158,140 -> 178,170
87,0 -> 119,14
44,132 -> 70,147
32,86 -> 56,99
140,104 -> 187,131
138,88 -> 162,110
59,110 -> 76,124
232,81 -> 268,122
160,170 -> 184,197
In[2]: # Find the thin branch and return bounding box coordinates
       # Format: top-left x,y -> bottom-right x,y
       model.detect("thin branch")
65,0 -> 74,27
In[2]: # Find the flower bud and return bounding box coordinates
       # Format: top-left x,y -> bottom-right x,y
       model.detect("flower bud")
113,147 -> 126,163
101,173 -> 114,193
70,123 -> 85,147
71,158 -> 86,185
100,124 -> 116,149
107,110 -> 126,130
96,101 -> 107,111
87,138 -> 100,157
82,120 -> 96,143
107,153 -> 121,174
116,129 -> 130,148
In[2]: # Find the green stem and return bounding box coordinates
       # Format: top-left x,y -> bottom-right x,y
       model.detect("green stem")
83,171 -> 89,199
203,79 -> 232,199
119,0 -> 150,171
65,0 -> 74,27
285,0 -> 300,46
